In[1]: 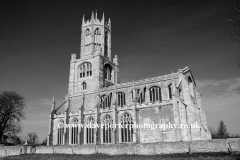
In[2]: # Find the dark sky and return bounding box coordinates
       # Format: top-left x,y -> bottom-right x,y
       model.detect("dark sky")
0,0 -> 239,141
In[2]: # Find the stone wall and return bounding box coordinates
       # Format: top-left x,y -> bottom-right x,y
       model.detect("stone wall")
0,146 -> 25,157
138,104 -> 177,143
0,139 -> 239,157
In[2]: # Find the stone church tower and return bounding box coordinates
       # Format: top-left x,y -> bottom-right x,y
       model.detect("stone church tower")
68,11 -> 119,113
47,12 -> 211,146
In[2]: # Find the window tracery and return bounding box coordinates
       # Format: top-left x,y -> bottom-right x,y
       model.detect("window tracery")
102,115 -> 113,143
80,62 -> 92,78
149,86 -> 162,102
121,112 -> 133,143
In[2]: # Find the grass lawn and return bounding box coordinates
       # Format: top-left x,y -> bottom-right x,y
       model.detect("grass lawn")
0,153 -> 240,160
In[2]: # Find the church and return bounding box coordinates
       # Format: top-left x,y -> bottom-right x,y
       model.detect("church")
47,12 -> 211,146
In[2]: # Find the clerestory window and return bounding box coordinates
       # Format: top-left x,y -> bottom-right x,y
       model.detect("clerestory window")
149,86 -> 162,103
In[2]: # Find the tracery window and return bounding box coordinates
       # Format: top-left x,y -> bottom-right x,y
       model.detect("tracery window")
102,115 -> 113,144
100,93 -> 112,109
84,29 -> 91,53
121,112 -> 133,143
57,120 -> 64,145
86,117 -> 94,144
117,92 -> 126,107
149,86 -> 162,103
94,28 -> 101,50
103,64 -> 112,81
80,62 -> 92,78
71,119 -> 78,144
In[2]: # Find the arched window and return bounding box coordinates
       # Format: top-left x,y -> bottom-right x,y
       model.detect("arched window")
100,93 -> 112,109
178,84 -> 183,100
188,77 -> 194,97
71,119 -> 78,144
82,82 -> 87,90
85,29 -> 91,53
117,92 -> 126,107
149,86 -> 162,103
102,115 -> 113,144
103,64 -> 112,81
100,95 -> 106,108
57,120 -> 64,145
94,28 -> 101,50
131,90 -> 134,102
104,31 -> 108,57
121,112 -> 133,143
168,84 -> 172,100
136,87 -> 146,104
86,117 -> 94,144
80,62 -> 92,78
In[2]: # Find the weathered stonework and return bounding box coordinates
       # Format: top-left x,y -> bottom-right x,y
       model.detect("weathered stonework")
47,12 -> 211,147
1,139 -> 240,157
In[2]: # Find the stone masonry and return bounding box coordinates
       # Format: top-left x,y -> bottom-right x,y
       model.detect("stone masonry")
47,11 -> 211,146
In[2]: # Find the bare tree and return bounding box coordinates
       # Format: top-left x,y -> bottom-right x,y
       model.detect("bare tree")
0,91 -> 26,143
27,132 -> 39,144
226,2 -> 240,44
226,2 -> 240,93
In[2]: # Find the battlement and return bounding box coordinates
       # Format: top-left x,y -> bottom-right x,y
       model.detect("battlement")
82,11 -> 111,29
99,71 -> 180,92
80,11 -> 111,60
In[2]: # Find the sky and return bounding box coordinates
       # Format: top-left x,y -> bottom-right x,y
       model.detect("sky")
0,0 -> 239,141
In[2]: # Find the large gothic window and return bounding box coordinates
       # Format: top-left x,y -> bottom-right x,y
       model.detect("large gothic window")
102,115 -> 113,144
117,92 -> 126,107
103,64 -> 112,81
104,31 -> 108,57
57,120 -> 64,145
100,95 -> 106,108
86,117 -> 94,144
80,62 -> 92,78
121,112 -> 133,143
84,29 -> 91,53
71,119 -> 78,144
149,86 -> 162,103
94,28 -> 101,50
100,93 -> 112,109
